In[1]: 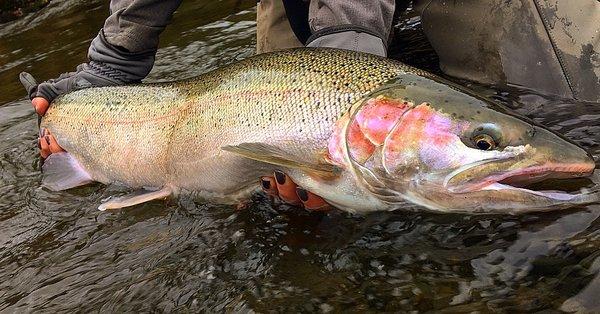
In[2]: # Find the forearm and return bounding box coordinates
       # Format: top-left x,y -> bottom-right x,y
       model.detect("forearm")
86,0 -> 183,82
103,0 -> 183,53
20,0 -> 183,105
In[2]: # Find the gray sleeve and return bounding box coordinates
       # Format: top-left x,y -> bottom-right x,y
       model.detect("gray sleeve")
102,0 -> 183,53
19,0 -> 183,103
86,0 -> 183,81
306,0 -> 395,56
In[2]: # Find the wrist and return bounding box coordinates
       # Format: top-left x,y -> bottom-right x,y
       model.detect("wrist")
306,26 -> 387,57
87,30 -> 156,83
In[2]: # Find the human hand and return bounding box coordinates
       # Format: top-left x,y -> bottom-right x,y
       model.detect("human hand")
19,66 -> 124,116
19,31 -> 155,116
260,171 -> 331,211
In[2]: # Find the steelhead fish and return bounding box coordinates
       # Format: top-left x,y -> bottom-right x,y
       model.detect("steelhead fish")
39,48 -> 598,213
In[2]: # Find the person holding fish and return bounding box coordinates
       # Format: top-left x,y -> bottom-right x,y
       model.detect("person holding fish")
20,0 -> 600,211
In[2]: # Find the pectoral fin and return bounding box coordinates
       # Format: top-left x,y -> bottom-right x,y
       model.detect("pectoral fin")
222,143 -> 340,179
42,152 -> 93,191
98,186 -> 173,211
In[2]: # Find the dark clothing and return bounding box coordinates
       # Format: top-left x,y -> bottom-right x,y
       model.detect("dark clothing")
100,0 -> 395,57
415,0 -> 600,102
307,0 -> 395,46
257,0 -> 394,56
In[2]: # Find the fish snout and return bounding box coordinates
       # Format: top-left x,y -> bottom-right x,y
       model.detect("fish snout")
529,126 -> 596,178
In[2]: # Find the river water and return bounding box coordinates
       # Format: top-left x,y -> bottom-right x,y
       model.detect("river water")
0,1 -> 599,312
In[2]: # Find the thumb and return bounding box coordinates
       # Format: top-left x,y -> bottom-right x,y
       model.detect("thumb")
19,72 -> 39,100
32,97 -> 50,116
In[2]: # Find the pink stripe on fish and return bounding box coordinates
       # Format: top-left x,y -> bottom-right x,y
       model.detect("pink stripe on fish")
355,97 -> 410,145
327,96 -> 411,166
383,103 -> 473,171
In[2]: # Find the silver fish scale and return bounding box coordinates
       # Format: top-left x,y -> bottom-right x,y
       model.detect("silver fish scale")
42,49 -> 413,194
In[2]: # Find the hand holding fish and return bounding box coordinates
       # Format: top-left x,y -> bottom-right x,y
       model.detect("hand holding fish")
19,31 -> 156,116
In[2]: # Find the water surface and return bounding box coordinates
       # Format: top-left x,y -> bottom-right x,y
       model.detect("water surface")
0,1 -> 599,312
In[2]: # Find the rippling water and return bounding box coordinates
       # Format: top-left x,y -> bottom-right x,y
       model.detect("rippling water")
1,1 -> 599,312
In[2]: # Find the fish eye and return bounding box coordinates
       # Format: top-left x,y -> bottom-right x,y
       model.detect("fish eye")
467,123 -> 502,150
473,134 -> 496,150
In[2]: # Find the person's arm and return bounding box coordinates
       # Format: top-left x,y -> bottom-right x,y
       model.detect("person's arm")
20,0 -> 183,115
305,0 -> 395,57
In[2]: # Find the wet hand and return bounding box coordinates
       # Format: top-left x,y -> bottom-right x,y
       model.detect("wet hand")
19,71 -> 53,115
31,97 -> 50,116
37,128 -> 65,159
19,31 -> 157,117
260,170 -> 331,211
19,66 -> 125,117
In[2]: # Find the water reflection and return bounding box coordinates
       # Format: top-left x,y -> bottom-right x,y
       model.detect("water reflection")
0,0 -> 599,312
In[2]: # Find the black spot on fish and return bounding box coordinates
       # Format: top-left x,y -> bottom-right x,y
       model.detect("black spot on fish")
527,128 -> 536,138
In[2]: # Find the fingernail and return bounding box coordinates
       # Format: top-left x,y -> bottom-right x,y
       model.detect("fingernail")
260,178 -> 271,189
40,128 -> 45,137
296,188 -> 309,202
45,136 -> 50,145
274,171 -> 286,185
37,139 -> 41,149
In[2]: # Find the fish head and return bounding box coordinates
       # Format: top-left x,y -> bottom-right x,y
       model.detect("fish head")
330,74 -> 597,212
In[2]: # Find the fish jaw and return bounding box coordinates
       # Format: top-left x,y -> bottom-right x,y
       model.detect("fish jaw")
445,160 -> 595,193
390,145 -> 597,213
404,126 -> 597,212
429,161 -> 598,212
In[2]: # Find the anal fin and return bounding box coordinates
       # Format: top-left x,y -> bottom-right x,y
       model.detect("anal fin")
98,186 -> 173,211
42,152 -> 93,191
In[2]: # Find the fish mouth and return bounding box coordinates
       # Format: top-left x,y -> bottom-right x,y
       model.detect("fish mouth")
450,162 -> 597,201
